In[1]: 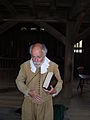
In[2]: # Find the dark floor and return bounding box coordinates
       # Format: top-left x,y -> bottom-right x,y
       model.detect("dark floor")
0,107 -> 21,120
0,87 -> 22,120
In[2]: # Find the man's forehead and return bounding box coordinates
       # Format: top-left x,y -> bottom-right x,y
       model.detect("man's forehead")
32,46 -> 43,56
32,46 -> 42,52
32,43 -> 42,49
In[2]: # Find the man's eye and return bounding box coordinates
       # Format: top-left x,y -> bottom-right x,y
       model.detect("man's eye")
32,56 -> 41,59
38,56 -> 41,58
32,56 -> 35,58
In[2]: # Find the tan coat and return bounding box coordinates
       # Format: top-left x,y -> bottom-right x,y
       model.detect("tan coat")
16,60 -> 63,120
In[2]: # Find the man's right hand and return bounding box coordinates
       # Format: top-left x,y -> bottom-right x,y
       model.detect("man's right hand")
29,90 -> 42,103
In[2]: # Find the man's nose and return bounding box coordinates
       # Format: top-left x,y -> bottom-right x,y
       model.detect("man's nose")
34,57 -> 38,62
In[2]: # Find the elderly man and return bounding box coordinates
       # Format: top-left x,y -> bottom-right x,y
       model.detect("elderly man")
16,43 -> 63,120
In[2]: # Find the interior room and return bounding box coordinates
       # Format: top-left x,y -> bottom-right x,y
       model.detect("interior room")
0,0 -> 90,120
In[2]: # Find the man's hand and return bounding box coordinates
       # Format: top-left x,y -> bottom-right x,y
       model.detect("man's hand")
43,85 -> 57,95
29,90 -> 42,103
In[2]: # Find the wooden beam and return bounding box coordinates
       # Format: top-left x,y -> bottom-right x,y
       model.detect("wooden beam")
0,0 -> 16,16
63,21 -> 74,99
50,0 -> 56,16
71,2 -> 90,44
0,21 -> 18,34
69,0 -> 89,19
22,0 -> 37,17
1,18 -> 67,23
71,11 -> 86,44
34,21 -> 66,45
73,27 -> 90,44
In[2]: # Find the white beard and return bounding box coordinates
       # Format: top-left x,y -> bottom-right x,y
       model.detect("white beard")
33,62 -> 41,68
30,57 -> 50,74
33,57 -> 45,68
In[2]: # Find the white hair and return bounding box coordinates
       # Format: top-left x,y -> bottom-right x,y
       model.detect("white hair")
29,43 -> 47,55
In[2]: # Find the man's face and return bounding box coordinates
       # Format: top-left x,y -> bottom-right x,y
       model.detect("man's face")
31,46 -> 45,68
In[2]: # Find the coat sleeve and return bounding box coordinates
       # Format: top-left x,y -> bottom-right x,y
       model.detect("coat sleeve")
53,64 -> 63,97
16,64 -> 29,96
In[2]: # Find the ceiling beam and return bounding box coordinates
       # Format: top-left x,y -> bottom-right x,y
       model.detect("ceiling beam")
72,1 -> 90,44
73,27 -> 90,44
1,17 -> 67,23
50,0 -> 56,16
71,11 -> 86,43
21,0 -> 37,17
69,0 -> 90,20
34,21 -> 66,45
0,21 -> 18,34
0,0 -> 16,16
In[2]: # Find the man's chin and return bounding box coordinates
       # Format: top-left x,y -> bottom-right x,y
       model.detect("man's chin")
35,64 -> 41,68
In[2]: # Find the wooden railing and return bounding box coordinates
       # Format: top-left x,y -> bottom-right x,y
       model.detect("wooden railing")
0,57 -> 24,68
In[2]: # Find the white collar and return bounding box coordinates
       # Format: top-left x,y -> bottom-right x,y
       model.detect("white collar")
30,57 -> 50,74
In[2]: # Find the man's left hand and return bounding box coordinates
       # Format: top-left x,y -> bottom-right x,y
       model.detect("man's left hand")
43,85 -> 57,95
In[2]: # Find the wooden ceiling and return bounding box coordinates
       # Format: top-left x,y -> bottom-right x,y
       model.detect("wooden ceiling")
0,0 -> 90,43
0,0 -> 90,22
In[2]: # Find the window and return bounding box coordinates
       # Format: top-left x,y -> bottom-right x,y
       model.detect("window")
74,40 -> 83,53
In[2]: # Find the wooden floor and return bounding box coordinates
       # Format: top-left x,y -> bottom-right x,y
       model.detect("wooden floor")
69,93 -> 90,120
0,78 -> 90,120
68,79 -> 90,120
